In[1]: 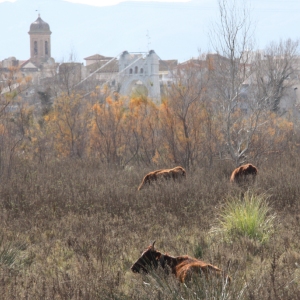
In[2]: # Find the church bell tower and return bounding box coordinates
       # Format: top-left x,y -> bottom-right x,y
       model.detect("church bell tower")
28,14 -> 52,66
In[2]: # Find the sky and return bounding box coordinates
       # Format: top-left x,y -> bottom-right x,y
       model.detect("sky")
1,0 -> 300,63
0,0 -> 191,5
64,0 -> 191,5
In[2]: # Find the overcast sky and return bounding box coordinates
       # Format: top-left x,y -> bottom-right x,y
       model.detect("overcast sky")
0,0 -> 191,5
65,0 -> 191,5
1,0 -> 299,62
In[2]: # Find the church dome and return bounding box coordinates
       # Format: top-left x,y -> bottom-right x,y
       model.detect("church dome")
29,14 -> 51,34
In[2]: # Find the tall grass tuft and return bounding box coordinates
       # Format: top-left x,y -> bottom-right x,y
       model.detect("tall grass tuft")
131,267 -> 236,300
211,190 -> 276,243
0,238 -> 27,270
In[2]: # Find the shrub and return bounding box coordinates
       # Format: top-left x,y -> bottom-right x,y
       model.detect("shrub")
210,190 -> 276,243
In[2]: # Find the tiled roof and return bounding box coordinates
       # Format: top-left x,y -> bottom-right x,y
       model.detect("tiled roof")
86,59 -> 118,73
159,60 -> 178,72
84,54 -> 113,61
20,60 -> 38,69
19,59 -> 30,67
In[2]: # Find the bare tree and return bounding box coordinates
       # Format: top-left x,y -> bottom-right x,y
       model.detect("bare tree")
209,1 -> 300,167
58,62 -> 84,96
208,0 -> 266,166
0,64 -> 33,176
253,38 -> 300,112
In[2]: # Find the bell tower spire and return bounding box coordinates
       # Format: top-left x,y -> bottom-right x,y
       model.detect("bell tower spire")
28,14 -> 52,66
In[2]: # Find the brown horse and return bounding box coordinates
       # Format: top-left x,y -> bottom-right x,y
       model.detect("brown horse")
131,241 -> 231,283
230,163 -> 258,184
137,166 -> 186,191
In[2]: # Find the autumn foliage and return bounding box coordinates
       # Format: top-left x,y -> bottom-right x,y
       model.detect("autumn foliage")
0,54 -> 298,175
0,85 -> 297,174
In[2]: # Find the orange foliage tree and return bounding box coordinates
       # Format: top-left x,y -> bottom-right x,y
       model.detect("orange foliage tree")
89,95 -> 127,165
44,93 -> 90,158
159,61 -> 210,168
250,112 -> 294,163
126,95 -> 160,166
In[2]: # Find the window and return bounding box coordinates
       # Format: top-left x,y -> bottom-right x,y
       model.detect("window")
45,41 -> 48,55
129,68 -> 133,74
135,66 -> 138,74
34,41 -> 38,55
140,68 -> 143,74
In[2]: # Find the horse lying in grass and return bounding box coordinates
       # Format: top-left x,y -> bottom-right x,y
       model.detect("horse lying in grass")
230,163 -> 258,185
131,241 -> 231,284
137,166 -> 186,191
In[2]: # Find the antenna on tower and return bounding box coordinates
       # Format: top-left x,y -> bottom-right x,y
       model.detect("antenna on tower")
35,9 -> 41,17
146,30 -> 151,51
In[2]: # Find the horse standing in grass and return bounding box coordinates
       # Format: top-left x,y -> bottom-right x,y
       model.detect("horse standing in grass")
230,163 -> 258,185
137,166 -> 186,191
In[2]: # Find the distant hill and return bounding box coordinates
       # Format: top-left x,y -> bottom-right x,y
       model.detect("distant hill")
0,0 -> 299,63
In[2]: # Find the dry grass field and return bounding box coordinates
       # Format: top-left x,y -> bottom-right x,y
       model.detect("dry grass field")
0,155 -> 300,299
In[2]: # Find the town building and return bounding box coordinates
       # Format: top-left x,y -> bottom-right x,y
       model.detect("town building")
1,15 -> 176,103
1,14 -> 299,114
